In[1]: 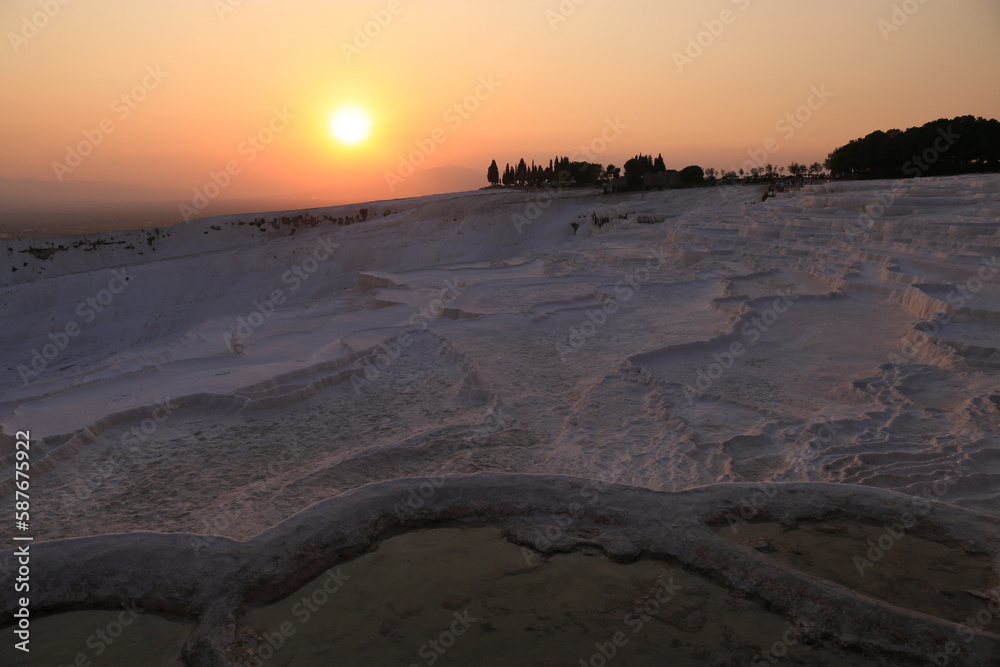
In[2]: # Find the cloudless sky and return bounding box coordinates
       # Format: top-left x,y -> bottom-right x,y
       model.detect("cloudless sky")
1,0 -> 998,207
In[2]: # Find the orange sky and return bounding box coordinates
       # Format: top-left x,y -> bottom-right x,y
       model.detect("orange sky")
1,0 -> 998,208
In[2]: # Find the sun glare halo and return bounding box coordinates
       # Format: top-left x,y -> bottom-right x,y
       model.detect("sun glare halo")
328,106 -> 373,146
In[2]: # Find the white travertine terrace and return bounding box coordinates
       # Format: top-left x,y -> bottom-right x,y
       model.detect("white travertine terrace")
1,175 -> 999,664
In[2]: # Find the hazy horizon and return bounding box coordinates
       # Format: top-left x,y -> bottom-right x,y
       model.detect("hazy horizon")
0,167 -> 487,236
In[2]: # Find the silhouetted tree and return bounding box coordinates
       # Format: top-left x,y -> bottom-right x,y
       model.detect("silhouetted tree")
487,159 -> 500,186
787,162 -> 808,179
679,165 -> 705,187
825,116 -> 1000,178
565,161 -> 602,186
502,163 -> 514,186
488,154 -> 606,189
516,158 -> 528,185
624,154 -> 656,188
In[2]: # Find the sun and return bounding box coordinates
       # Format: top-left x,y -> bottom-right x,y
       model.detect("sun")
328,106 -> 372,146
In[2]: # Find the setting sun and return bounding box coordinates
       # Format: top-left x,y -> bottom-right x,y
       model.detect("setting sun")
328,106 -> 373,146
3,3 -> 1000,666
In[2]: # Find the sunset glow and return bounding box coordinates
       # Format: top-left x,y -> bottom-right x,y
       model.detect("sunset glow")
4,3 -> 1000,662
1,0 -> 998,216
328,106 -> 373,146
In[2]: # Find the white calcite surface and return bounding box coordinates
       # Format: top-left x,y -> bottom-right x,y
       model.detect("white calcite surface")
2,177 -> 999,540
1,176 -> 999,665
